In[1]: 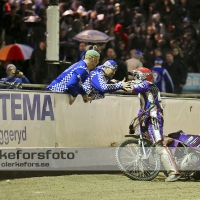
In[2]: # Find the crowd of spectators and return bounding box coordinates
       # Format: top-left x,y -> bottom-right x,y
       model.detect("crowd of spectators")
1,0 -> 200,93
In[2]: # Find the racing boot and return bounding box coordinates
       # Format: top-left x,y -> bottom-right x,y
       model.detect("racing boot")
156,144 -> 181,182
165,174 -> 181,182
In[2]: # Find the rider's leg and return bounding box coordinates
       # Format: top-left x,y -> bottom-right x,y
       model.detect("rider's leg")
156,142 -> 181,182
148,109 -> 181,182
147,108 -> 164,143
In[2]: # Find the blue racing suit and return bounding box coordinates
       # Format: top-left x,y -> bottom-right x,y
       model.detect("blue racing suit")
131,80 -> 164,143
82,66 -> 124,100
46,60 -> 89,97
131,79 -> 180,175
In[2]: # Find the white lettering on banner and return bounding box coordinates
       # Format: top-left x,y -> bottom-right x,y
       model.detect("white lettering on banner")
0,126 -> 27,145
186,77 -> 200,86
186,77 -> 192,86
0,93 -> 54,121
193,77 -> 199,86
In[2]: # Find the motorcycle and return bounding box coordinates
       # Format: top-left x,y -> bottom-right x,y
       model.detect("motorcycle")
115,107 -> 200,181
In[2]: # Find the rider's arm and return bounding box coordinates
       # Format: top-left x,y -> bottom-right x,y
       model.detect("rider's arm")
131,81 -> 150,94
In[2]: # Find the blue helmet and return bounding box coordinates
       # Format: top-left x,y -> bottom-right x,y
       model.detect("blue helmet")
103,60 -> 118,70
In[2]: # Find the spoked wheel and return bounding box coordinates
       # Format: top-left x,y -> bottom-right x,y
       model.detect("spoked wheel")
115,139 -> 161,181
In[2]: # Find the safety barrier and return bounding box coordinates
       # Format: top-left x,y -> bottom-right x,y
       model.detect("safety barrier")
0,89 -> 199,148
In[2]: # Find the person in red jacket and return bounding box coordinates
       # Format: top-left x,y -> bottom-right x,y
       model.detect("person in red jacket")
114,23 -> 128,50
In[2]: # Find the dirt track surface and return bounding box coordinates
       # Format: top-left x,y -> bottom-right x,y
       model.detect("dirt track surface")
0,173 -> 200,200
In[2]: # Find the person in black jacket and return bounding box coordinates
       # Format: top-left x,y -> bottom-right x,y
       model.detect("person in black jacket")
29,38 -> 48,84
172,47 -> 188,82
162,52 -> 186,94
2,4 -> 21,45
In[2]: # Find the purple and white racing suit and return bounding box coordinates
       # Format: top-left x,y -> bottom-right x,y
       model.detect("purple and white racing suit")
131,79 -> 180,176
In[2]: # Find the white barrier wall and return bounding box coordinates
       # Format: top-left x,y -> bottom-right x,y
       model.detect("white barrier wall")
0,90 -> 199,148
0,91 -> 56,147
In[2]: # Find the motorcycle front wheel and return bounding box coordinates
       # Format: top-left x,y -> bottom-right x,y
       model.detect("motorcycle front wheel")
115,139 -> 161,181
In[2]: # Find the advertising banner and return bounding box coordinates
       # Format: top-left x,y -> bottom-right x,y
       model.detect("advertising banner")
0,91 -> 56,147
0,90 -> 200,148
0,147 -> 199,171
183,73 -> 200,92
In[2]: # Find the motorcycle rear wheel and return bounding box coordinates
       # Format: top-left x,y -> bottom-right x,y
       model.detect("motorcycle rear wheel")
115,139 -> 160,181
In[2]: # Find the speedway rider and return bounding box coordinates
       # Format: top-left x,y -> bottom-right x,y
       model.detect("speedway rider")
82,60 -> 131,101
129,67 -> 181,182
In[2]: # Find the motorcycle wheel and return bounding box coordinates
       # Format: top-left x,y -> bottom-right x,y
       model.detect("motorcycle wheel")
115,139 -> 161,181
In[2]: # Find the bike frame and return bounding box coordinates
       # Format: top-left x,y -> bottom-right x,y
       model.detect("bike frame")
127,107 -> 157,160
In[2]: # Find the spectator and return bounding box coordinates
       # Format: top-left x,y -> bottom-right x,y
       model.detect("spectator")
0,0 -> 10,47
88,11 -> 98,29
180,33 -> 197,72
146,3 -> 157,25
2,0 -> 200,93
151,58 -> 174,93
0,61 -> 9,78
114,23 -> 128,50
161,0 -> 178,26
113,3 -> 122,25
15,22 -> 30,45
175,0 -> 189,21
170,40 -> 183,57
182,17 -> 197,39
94,0 -> 107,15
151,13 -> 167,39
59,28 -> 68,42
162,52 -> 186,94
93,13 -> 109,33
76,42 -> 86,61
16,0 -> 33,18
125,50 -> 143,80
128,22 -> 146,52
66,19 -> 83,43
0,64 -> 30,89
70,0 -> 81,12
60,11 -> 74,32
34,0 -> 48,23
115,41 -> 127,61
172,47 -> 188,81
154,48 -> 164,60
59,2 -> 71,17
172,47 -> 183,59
29,38 -> 48,84
2,4 -> 21,45
96,44 -> 107,64
144,25 -> 156,53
